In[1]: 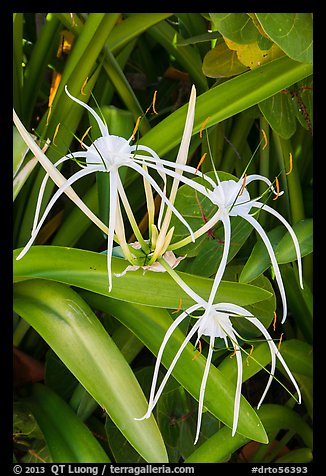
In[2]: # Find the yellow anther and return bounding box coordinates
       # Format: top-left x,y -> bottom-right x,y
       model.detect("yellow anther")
273,176 -> 280,201
132,116 -> 142,140
52,123 -> 61,145
172,297 -> 183,314
230,346 -> 237,359
272,311 -> 277,332
199,116 -> 210,138
192,340 -> 202,361
261,128 -> 268,150
278,332 -> 284,351
152,90 -> 158,114
195,153 -> 207,175
46,72 -> 62,126
146,90 -> 159,115
239,174 -> 247,196
80,126 -> 92,148
81,77 -> 88,96
286,152 -> 293,176
246,344 -> 254,366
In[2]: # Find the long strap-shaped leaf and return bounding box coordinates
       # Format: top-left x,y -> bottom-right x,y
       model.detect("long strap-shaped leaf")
80,290 -> 269,444
138,56 -> 312,157
27,383 -> 110,463
13,246 -> 272,309
14,279 -> 168,463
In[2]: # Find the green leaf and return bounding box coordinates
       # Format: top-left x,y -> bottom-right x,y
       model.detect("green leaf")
13,246 -> 272,310
27,383 -> 110,462
138,56 -> 312,158
202,41 -> 249,78
210,13 -> 262,44
275,218 -> 313,263
185,403 -> 312,463
256,13 -> 313,64
13,280 -> 168,463
258,91 -> 297,139
275,448 -> 313,463
239,220 -> 313,284
80,291 -> 269,444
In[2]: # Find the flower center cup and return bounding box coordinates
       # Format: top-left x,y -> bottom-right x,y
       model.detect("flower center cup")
208,180 -> 252,216
86,135 -> 132,170
199,309 -> 234,340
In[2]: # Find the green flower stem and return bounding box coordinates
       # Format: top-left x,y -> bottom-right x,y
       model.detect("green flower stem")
157,256 -> 202,306
258,117 -> 270,229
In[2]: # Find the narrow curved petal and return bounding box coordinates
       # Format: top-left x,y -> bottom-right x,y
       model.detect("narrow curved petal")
133,156 -> 216,192
226,328 -> 243,436
252,201 -> 303,289
65,85 -> 109,137
194,333 -> 214,444
242,213 -> 288,324
246,174 -> 284,197
13,109 -> 109,237
135,303 -> 202,420
16,167 -> 96,260
244,316 -> 301,406
31,153 -> 87,233
127,161 -> 195,242
207,215 -> 232,308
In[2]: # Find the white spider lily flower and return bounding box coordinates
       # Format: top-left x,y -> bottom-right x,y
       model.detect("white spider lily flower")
136,296 -> 301,444
15,86 -> 196,292
135,256 -> 301,443
169,173 -> 303,324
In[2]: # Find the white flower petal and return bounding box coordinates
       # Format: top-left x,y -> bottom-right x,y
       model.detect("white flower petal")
135,303 -> 202,420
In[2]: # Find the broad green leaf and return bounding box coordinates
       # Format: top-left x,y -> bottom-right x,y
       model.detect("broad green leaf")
210,13 -> 262,44
14,280 -> 168,463
259,91 -> 297,139
185,403 -> 312,463
224,36 -> 284,69
27,383 -> 110,463
256,13 -> 313,64
202,41 -> 249,78
80,291 -> 268,444
13,246 -> 272,309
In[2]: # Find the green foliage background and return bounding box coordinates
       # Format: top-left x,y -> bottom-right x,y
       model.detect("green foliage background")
13,13 -> 313,464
